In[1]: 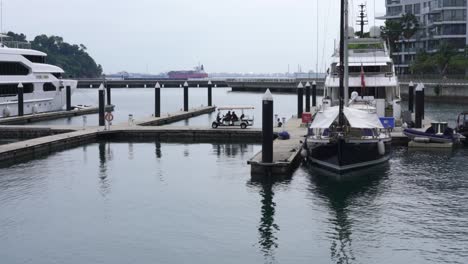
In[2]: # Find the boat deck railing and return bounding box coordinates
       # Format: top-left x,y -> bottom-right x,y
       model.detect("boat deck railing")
1,41 -> 32,49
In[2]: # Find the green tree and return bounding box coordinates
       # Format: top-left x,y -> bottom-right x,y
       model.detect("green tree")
380,19 -> 403,52
5,32 -> 102,78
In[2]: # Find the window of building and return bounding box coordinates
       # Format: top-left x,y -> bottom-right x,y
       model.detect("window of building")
387,5 -> 403,16
23,55 -> 46,63
442,24 -> 466,35
442,0 -> 467,7
405,4 -> 413,14
414,3 -> 421,14
0,83 -> 34,97
0,62 -> 30,75
43,82 -> 56,92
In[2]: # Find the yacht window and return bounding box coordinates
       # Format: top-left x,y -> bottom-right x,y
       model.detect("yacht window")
0,83 -> 34,97
43,82 -> 56,92
23,55 -> 46,64
0,62 -> 30,75
52,73 -> 62,78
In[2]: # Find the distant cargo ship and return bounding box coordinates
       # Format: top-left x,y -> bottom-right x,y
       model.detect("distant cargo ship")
167,65 -> 208,79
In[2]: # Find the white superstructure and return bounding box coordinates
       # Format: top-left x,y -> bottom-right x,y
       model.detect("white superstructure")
323,37 -> 401,120
0,38 -> 77,117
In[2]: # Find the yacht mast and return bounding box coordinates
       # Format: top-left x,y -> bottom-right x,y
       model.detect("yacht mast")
338,0 -> 345,126
344,0 -> 349,106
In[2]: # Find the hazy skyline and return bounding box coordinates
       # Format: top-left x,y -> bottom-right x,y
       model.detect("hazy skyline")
5,0 -> 385,74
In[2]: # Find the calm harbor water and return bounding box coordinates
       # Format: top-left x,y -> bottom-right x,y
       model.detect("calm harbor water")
2,88 -> 468,263
0,141 -> 467,264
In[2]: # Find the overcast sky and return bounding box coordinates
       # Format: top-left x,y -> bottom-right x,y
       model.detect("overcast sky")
4,0 -> 386,74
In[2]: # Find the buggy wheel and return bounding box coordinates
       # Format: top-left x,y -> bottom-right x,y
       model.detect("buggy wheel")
240,123 -> 247,129
212,122 -> 218,129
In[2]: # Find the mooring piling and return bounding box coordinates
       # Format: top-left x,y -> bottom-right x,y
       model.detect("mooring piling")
312,81 -> 317,107
106,82 -> 111,105
98,84 -> 105,126
305,81 -> 311,112
66,85 -> 72,111
262,89 -> 274,163
208,80 -> 213,107
415,83 -> 424,128
17,83 -> 24,117
183,81 -> 189,112
297,82 -> 304,118
155,82 -> 161,117
408,81 -> 414,113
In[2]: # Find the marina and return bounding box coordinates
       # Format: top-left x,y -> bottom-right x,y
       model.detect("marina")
1,0 -> 468,263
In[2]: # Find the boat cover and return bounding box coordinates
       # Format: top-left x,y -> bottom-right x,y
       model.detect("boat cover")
310,106 -> 339,128
343,107 -> 384,129
310,106 -> 383,129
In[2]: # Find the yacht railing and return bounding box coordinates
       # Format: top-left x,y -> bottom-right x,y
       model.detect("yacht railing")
1,41 -> 32,49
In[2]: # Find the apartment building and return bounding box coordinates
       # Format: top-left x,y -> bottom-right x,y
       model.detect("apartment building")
381,0 -> 468,74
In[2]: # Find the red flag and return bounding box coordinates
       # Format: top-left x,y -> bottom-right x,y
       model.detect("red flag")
360,65 -> 366,91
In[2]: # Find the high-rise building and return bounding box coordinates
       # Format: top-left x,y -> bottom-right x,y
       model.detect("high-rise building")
380,0 -> 468,74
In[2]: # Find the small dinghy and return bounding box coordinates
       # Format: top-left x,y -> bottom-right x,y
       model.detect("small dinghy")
404,122 -> 458,144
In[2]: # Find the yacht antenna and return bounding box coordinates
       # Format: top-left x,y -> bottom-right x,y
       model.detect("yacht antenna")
338,0 -> 345,126
356,3 -> 368,38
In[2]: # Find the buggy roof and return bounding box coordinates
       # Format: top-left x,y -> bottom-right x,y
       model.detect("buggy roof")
217,106 -> 255,110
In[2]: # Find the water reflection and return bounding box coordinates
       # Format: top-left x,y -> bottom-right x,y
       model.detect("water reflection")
155,142 -> 162,159
307,164 -> 389,264
249,177 -> 292,263
212,144 -> 252,158
98,142 -> 111,196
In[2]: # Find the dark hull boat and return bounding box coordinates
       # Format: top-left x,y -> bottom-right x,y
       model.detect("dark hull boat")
403,128 -> 455,144
307,139 -> 391,173
303,106 -> 392,175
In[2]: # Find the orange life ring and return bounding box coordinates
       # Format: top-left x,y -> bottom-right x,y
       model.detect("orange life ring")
105,112 -> 114,122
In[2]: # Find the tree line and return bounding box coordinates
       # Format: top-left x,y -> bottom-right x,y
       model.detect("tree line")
6,32 -> 103,78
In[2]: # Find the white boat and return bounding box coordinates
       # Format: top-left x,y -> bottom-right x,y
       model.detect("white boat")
0,35 -> 77,117
323,30 -> 401,121
303,2 -> 392,174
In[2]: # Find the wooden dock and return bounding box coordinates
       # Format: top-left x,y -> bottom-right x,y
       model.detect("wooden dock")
0,106 -> 113,125
248,118 -> 305,177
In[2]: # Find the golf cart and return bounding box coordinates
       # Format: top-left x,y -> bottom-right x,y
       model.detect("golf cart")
212,106 -> 255,129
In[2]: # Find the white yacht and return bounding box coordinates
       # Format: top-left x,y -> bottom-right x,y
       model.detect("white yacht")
323,33 -> 401,121
0,36 -> 77,117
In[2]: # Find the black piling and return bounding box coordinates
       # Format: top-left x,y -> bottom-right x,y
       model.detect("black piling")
421,84 -> 425,119
262,89 -> 274,163
408,81 -> 414,113
155,82 -> 161,117
297,82 -> 304,118
312,81 -> 317,107
98,84 -> 105,126
106,82 -> 111,105
66,85 -> 72,111
207,80 -> 213,106
17,83 -> 24,116
183,81 -> 189,111
415,83 -> 424,129
305,82 -> 311,112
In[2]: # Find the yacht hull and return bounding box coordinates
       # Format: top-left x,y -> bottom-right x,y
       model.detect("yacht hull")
306,139 -> 391,174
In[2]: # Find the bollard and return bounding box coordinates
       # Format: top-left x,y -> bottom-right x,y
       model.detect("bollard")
66,85 -> 72,111
262,89 -> 274,163
155,82 -> 161,117
106,82 -> 111,105
207,80 -> 213,106
98,84 -> 105,126
82,115 -> 87,130
183,81 -> 189,111
297,82 -> 304,118
128,114 -> 134,126
305,81 -> 311,112
415,83 -> 424,128
312,80 -> 317,107
17,83 -> 24,116
408,81 -> 414,113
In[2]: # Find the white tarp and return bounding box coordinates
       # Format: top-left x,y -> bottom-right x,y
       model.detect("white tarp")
310,106 -> 339,128
344,107 -> 384,129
